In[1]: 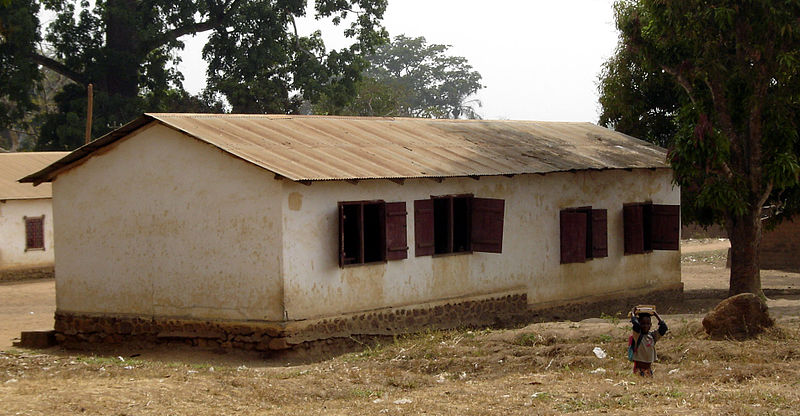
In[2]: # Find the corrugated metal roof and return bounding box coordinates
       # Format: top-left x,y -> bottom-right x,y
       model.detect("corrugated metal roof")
0,152 -> 68,199
21,114 -> 669,184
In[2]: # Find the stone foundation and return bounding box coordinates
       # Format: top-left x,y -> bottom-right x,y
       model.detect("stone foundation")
52,285 -> 683,354
54,291 -> 528,353
0,266 -> 54,282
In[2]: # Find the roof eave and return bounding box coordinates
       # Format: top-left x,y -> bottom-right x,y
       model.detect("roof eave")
19,115 -> 155,185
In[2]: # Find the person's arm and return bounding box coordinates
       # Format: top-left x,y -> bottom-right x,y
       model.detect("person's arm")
654,312 -> 668,335
631,309 -> 641,333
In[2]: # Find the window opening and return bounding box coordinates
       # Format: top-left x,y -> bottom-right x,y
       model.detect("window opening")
25,216 -> 45,251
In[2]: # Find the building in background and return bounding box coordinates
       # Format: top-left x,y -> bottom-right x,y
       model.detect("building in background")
0,152 -> 69,280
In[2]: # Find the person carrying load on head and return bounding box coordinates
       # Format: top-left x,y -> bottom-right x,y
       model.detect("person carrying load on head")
628,305 -> 668,377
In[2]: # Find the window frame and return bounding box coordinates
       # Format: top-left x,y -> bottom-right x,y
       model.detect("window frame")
559,206 -> 607,264
415,194 -> 505,257
24,215 -> 45,251
432,194 -> 473,256
338,200 -> 408,267
623,202 -> 680,255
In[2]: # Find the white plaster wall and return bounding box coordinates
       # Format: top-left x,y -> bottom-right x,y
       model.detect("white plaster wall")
0,198 -> 55,269
281,169 -> 680,320
53,124 -> 283,320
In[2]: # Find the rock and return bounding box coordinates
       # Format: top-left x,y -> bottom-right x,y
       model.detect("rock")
702,293 -> 774,340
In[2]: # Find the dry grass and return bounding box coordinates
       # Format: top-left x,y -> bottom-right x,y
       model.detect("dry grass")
2,319 -> 800,415
3,241 -> 800,415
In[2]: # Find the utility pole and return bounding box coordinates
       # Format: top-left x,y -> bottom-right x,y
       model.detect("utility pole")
85,83 -> 93,145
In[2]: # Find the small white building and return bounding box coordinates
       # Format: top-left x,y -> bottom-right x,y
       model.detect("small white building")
23,114 -> 681,351
0,152 -> 68,280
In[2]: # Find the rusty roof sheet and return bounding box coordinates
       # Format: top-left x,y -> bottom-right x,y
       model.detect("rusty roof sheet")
21,114 -> 669,184
0,152 -> 68,199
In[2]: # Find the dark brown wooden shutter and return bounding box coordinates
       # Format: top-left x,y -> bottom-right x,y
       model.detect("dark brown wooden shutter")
338,203 -> 346,267
414,199 -> 435,256
591,209 -> 608,258
623,203 -> 644,255
560,210 -> 587,263
651,204 -> 680,250
471,198 -> 504,253
25,217 -> 44,250
385,202 -> 408,260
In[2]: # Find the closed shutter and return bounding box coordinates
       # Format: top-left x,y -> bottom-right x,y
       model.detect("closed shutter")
471,198 -> 505,253
623,203 -> 644,254
591,209 -> 608,258
414,199 -> 435,256
385,202 -> 408,260
651,204 -> 680,250
560,210 -> 587,263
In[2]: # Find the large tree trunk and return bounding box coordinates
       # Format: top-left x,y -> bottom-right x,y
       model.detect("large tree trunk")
103,0 -> 141,98
726,209 -> 763,297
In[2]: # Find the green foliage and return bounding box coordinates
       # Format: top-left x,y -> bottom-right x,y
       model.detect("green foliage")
514,332 -> 542,347
0,0 -> 42,134
600,312 -> 621,325
316,35 -> 483,119
600,0 -> 800,293
1,0 -> 389,150
598,45 -> 683,148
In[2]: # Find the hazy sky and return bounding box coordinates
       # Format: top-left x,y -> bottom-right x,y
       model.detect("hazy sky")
178,0 -> 620,123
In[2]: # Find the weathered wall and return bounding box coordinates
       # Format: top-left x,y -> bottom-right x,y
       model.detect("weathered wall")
760,220 -> 800,270
281,168 -> 681,320
0,198 -> 55,270
52,124 -> 284,321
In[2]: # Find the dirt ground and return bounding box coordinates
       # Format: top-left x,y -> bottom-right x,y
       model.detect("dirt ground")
1,238 -> 799,415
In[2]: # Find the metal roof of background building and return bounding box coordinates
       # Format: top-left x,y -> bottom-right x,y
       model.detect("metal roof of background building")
0,152 -> 69,199
21,114 -> 669,184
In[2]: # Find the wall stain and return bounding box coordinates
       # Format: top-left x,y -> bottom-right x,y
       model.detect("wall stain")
288,192 -> 303,211
431,255 -> 471,299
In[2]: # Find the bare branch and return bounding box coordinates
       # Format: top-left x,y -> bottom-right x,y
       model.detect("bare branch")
141,19 -> 218,54
661,66 -> 698,107
140,0 -> 246,55
30,52 -> 87,86
289,14 -> 322,62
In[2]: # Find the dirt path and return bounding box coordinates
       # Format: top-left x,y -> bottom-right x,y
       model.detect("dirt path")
0,279 -> 55,349
680,238 -> 730,253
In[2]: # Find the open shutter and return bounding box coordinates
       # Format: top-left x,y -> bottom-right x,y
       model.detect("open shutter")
591,209 -> 608,258
623,203 -> 644,254
414,199 -> 435,256
471,198 -> 504,253
385,202 -> 408,260
338,203 -> 346,267
651,204 -> 680,250
560,210 -> 587,263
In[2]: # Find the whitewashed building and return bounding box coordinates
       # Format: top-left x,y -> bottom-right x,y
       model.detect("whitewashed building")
23,114 -> 681,351
0,152 -> 68,280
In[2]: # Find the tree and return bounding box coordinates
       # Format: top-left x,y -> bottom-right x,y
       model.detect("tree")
598,46 -> 683,149
603,0 -> 800,297
316,35 -> 483,119
0,0 -> 388,150
1,49 -> 70,152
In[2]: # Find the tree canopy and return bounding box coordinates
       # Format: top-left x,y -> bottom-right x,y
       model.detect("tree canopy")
0,0 -> 388,151
315,35 -> 483,119
602,0 -> 800,296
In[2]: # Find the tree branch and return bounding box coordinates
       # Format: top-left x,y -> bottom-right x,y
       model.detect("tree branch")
140,0 -> 246,54
30,52 -> 88,86
661,66 -> 698,107
141,19 -> 218,54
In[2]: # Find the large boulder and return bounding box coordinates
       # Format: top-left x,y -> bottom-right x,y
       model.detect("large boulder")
702,293 -> 774,340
